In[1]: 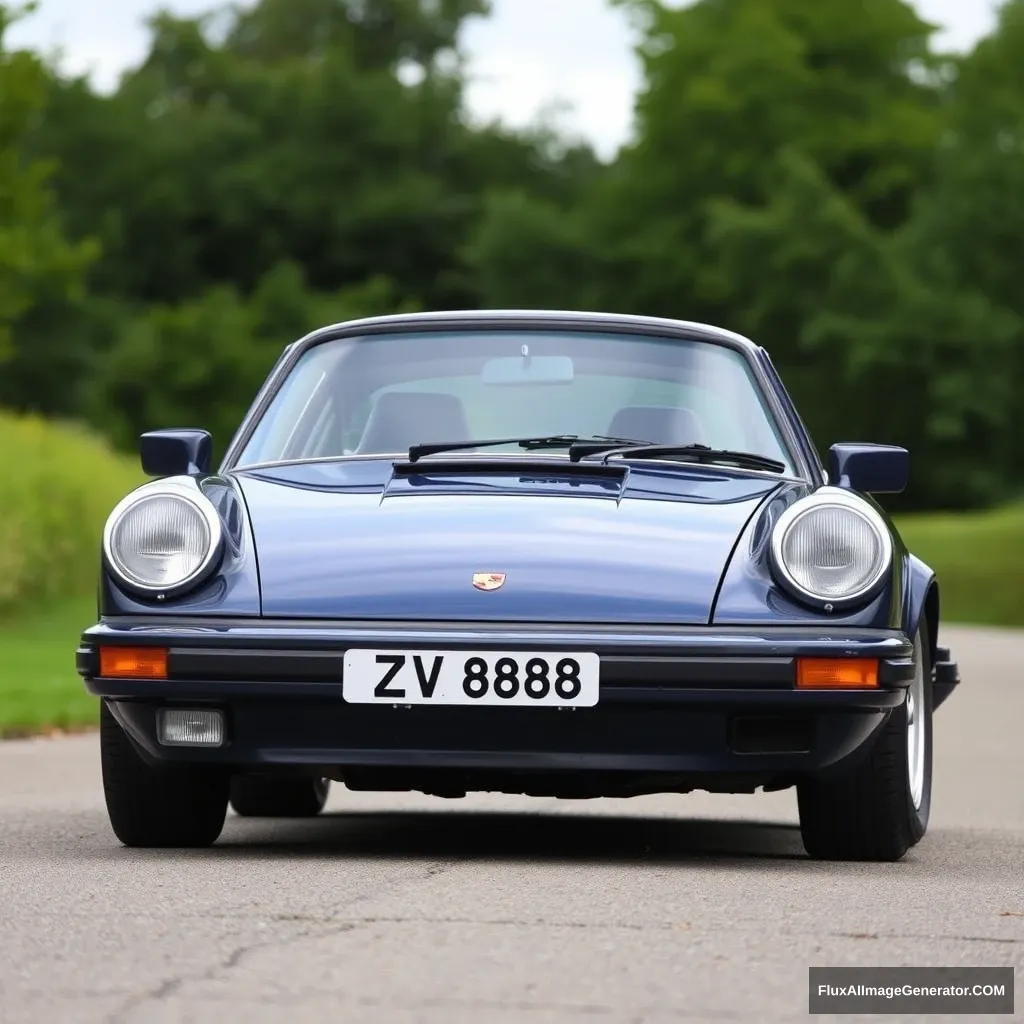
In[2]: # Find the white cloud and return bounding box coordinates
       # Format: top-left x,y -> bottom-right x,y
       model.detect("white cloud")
6,0 -> 1000,156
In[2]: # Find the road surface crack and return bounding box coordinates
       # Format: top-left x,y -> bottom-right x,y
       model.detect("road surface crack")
104,859 -> 453,1022
833,930 -> 1022,945
264,913 -> 682,930
106,922 -> 359,1022
210,913 -> 1022,947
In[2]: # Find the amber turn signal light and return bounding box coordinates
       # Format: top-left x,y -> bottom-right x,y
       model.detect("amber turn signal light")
796,657 -> 878,689
99,646 -> 169,679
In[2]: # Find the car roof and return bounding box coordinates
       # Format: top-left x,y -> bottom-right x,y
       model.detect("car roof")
292,309 -> 763,356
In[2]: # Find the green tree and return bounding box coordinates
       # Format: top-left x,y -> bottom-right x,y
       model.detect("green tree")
466,0 -> 1022,508
0,3 -> 96,363
85,262 -> 418,456
596,0 -> 943,317
6,0 -> 602,447
896,0 -> 1024,498
22,0 -> 591,311
224,0 -> 489,72
7,0 -> 1024,511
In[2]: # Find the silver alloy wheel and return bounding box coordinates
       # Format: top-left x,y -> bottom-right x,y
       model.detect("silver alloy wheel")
906,632 -> 927,809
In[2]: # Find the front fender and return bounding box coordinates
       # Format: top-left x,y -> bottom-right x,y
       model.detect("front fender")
98,474 -> 262,616
902,552 -> 938,659
711,483 -> 903,629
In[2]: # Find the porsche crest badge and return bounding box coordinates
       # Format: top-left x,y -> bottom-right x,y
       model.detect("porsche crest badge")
472,572 -> 506,592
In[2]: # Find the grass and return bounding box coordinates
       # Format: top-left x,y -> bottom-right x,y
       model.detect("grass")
895,502 -> 1024,629
0,504 -> 1021,736
0,595 -> 99,737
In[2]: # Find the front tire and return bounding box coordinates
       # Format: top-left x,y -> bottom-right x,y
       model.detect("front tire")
230,775 -> 330,817
797,627 -> 933,862
100,702 -> 229,848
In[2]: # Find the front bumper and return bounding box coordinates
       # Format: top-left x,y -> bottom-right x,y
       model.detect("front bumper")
79,617 -> 924,791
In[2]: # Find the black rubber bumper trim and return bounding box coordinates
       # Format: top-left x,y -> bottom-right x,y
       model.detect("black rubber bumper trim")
75,643 -> 913,692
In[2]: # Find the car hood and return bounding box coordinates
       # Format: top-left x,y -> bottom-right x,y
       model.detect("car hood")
233,460 -> 786,623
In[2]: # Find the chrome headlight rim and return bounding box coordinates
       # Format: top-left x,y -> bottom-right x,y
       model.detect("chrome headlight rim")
102,479 -> 224,598
769,488 -> 893,609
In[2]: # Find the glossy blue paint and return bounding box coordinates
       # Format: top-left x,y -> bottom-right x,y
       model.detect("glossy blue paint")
902,552 -> 939,657
232,460 -> 783,623
239,456 -> 783,505
99,475 -> 262,616
711,480 -> 903,628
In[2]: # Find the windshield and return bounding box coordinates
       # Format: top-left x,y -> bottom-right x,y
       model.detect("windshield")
234,329 -> 795,473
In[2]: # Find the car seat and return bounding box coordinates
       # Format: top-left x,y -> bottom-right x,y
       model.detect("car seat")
356,391 -> 473,454
606,405 -> 705,446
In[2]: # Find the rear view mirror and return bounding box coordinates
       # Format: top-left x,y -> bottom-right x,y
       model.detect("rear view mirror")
482,355 -> 574,386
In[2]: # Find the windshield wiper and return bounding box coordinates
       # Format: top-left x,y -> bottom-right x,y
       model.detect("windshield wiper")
406,434 -> 648,463
572,442 -> 787,473
407,435 -> 786,473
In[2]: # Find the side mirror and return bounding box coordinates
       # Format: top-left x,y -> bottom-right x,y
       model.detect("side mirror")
828,443 -> 908,494
140,429 -> 213,477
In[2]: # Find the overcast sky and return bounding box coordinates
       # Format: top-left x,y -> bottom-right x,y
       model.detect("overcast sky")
8,0 -> 1000,158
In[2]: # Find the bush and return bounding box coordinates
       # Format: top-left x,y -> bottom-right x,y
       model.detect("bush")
0,411 -> 141,619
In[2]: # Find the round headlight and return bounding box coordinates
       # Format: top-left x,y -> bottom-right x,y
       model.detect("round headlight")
770,491 -> 892,606
103,483 -> 222,595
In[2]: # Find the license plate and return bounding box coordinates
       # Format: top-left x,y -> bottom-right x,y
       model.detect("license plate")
342,649 -> 600,706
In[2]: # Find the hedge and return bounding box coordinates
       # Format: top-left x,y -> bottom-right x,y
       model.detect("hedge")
0,412 -> 142,619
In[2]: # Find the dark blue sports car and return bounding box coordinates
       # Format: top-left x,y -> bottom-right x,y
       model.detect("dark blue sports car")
77,310 -> 960,860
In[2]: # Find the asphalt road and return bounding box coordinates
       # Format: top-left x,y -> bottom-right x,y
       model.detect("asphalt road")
2,625 -> 1021,1024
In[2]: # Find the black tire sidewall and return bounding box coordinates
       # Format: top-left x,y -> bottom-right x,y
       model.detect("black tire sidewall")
100,702 -> 229,846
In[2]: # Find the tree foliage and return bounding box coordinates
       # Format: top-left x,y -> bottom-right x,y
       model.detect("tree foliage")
468,0 -> 1024,508
0,3 -> 96,359
2,0 -> 1024,509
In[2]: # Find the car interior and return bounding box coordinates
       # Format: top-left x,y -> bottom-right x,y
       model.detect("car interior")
353,392 -> 708,454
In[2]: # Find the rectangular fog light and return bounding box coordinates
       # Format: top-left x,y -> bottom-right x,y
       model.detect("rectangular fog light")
156,708 -> 225,747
